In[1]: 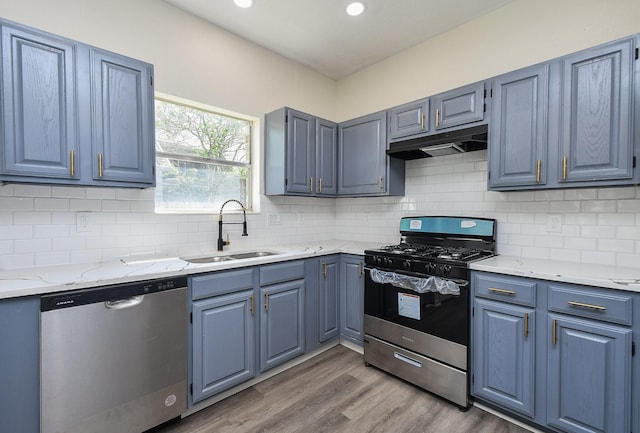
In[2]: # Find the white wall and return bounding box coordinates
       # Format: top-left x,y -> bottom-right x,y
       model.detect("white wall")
336,0 -> 640,120
1,0 -> 640,269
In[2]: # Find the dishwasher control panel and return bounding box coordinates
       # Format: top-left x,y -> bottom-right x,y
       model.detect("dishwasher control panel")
41,275 -> 188,311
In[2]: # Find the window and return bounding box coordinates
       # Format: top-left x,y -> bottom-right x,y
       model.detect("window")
154,97 -> 253,212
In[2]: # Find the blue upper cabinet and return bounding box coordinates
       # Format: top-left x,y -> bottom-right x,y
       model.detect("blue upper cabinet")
0,18 -> 155,187
0,22 -> 78,181
489,36 -> 639,191
558,38 -> 635,184
338,111 -> 405,196
388,97 -> 430,140
488,64 -> 549,189
90,49 -> 155,185
264,107 -> 337,196
432,81 -> 486,131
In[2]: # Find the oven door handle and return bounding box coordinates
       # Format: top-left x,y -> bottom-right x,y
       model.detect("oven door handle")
364,266 -> 469,287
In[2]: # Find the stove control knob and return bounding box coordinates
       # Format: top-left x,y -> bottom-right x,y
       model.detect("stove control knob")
375,256 -> 382,265
403,260 -> 412,270
384,258 -> 393,267
425,263 -> 437,274
441,264 -> 452,276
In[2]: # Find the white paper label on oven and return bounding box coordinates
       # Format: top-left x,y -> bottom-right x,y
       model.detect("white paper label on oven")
409,220 -> 422,230
461,220 -> 477,228
398,292 -> 420,320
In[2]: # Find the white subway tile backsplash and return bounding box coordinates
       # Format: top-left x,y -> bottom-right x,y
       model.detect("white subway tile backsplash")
2,152 -> 640,269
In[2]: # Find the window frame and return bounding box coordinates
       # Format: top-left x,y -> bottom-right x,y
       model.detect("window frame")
153,93 -> 260,214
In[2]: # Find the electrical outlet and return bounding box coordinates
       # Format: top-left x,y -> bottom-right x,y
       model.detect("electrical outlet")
267,213 -> 282,226
546,214 -> 562,233
76,212 -> 92,233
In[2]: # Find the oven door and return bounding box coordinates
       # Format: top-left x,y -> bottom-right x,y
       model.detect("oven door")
364,267 -> 469,347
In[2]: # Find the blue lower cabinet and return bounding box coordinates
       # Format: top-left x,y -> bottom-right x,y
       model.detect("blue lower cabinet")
546,314 -> 632,433
0,296 -> 40,433
260,279 -> 305,372
340,255 -> 364,344
318,258 -> 339,343
191,290 -> 256,404
473,298 -> 535,418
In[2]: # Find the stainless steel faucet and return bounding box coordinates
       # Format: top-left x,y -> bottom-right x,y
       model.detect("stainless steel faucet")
217,199 -> 248,251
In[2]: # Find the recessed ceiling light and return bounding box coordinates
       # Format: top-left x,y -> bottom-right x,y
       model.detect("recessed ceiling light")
234,0 -> 254,8
346,2 -> 365,16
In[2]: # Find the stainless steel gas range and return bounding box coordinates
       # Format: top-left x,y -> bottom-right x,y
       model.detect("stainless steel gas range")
363,216 -> 497,409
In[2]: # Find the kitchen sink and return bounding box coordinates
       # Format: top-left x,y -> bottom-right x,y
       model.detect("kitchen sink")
181,250 -> 281,264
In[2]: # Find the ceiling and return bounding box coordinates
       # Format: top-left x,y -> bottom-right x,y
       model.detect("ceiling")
164,0 -> 516,80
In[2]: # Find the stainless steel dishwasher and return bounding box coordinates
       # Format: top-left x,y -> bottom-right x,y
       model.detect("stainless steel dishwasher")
40,276 -> 188,433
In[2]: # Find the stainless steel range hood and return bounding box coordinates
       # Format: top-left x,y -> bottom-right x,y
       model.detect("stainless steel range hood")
386,124 -> 488,160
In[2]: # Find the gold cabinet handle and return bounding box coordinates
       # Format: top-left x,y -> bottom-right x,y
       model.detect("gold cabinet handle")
421,112 -> 425,130
264,291 -> 269,311
562,156 -> 567,180
318,177 -> 322,193
309,177 -> 313,192
98,153 -> 103,177
322,262 -> 327,277
250,294 -> 254,315
488,287 -> 516,295
70,150 -> 75,176
536,160 -> 541,183
378,176 -> 383,191
552,319 -> 557,346
524,312 -> 529,338
358,262 -> 363,277
435,108 -> 440,127
567,301 -> 606,311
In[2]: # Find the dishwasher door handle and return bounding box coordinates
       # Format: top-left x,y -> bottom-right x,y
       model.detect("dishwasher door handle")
104,296 -> 144,309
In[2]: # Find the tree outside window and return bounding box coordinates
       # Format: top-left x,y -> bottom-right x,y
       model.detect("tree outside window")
154,98 -> 252,212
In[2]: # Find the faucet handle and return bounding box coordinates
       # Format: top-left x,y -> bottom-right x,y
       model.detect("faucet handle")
225,233 -> 230,246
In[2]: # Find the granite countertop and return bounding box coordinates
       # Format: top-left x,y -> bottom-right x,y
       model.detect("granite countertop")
0,241 -> 376,300
470,255 -> 640,293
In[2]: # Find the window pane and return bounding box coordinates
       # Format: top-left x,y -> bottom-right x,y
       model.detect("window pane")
155,99 -> 249,163
155,156 -> 248,211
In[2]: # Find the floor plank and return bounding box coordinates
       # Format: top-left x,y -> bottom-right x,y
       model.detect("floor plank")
156,346 -> 532,433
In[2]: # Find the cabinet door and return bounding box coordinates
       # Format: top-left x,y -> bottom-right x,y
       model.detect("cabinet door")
547,314 -> 631,433
260,280 -> 305,372
192,290 -> 256,403
433,82 -> 485,130
91,48 -> 155,185
340,255 -> 364,343
0,297 -> 39,433
559,39 -> 634,183
473,299 -> 535,418
285,109 -> 315,194
1,23 -> 77,180
388,98 -> 429,140
315,118 -> 337,195
338,112 -> 387,195
319,258 -> 339,342
489,64 -> 549,189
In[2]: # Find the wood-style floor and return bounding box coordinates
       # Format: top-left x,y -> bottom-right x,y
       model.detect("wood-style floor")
156,345 -> 531,433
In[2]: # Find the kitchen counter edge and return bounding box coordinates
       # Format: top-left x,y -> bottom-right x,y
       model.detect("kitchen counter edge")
470,255 -> 640,293
0,242 -> 374,300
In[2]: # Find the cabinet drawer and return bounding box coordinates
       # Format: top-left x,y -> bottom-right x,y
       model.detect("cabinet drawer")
548,284 -> 632,326
190,268 -> 255,300
473,272 -> 536,306
260,260 -> 305,286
